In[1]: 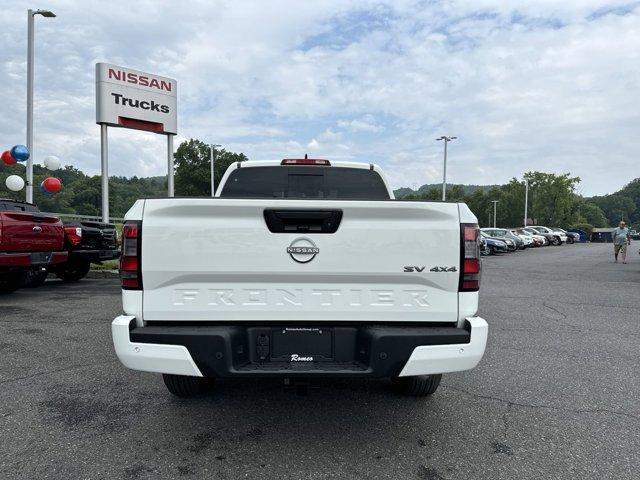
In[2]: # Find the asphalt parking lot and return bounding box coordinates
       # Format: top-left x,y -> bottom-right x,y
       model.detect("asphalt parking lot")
1,242 -> 638,480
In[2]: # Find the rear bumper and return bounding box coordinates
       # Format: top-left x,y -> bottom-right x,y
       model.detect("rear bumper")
0,251 -> 68,268
111,316 -> 488,378
68,249 -> 120,263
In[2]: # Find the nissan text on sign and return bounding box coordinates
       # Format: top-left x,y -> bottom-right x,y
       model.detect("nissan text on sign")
96,63 -> 177,134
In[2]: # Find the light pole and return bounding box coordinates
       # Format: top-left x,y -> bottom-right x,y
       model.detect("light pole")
523,178 -> 529,227
210,144 -> 221,196
436,136 -> 457,201
26,8 -> 56,203
491,200 -> 499,228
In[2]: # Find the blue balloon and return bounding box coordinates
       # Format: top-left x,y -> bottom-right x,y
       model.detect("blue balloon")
39,183 -> 53,197
11,144 -> 30,162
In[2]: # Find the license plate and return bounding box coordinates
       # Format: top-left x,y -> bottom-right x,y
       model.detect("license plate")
271,327 -> 333,362
30,252 -> 52,264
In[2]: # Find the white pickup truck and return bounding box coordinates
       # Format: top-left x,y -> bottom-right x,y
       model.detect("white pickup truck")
112,158 -> 488,397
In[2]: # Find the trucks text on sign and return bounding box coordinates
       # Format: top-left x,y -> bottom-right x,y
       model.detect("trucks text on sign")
95,63 -> 177,134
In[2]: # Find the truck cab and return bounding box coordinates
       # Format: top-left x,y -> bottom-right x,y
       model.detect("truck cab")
112,160 -> 488,397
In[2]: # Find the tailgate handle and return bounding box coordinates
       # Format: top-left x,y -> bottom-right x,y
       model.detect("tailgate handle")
263,209 -> 342,234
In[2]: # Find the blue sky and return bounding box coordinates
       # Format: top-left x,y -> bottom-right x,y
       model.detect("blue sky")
1,0 -> 639,195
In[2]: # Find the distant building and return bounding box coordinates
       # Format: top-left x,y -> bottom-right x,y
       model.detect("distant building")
591,228 -> 615,243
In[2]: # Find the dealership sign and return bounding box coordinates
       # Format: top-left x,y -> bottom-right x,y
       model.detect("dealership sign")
95,62 -> 178,223
95,63 -> 177,134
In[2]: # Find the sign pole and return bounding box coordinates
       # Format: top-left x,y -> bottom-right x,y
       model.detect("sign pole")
523,179 -> 529,227
167,134 -> 174,197
492,200 -> 499,228
210,144 -> 221,197
210,144 -> 215,197
100,124 -> 109,223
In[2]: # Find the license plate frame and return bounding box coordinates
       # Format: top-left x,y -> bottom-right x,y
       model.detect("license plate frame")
271,327 -> 333,362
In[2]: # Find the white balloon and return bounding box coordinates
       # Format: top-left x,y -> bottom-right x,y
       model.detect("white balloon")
43,155 -> 61,171
6,175 -> 25,192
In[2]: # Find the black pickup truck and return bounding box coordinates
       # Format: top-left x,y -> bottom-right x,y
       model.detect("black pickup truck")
21,216 -> 120,287
52,219 -> 120,282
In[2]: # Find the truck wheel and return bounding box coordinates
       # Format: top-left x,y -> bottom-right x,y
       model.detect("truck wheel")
162,374 -> 211,397
392,374 -> 442,396
0,271 -> 24,294
56,259 -> 91,282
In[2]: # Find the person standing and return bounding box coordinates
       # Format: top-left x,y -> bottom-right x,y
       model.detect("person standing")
612,221 -> 630,263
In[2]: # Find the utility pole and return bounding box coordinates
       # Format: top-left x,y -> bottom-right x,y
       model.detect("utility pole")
524,179 -> 529,227
436,136 -> 457,201
26,8 -> 56,203
210,144 -> 221,196
492,200 -> 499,228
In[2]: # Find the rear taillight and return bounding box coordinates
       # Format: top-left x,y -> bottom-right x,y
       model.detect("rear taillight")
459,223 -> 481,292
64,226 -> 82,246
281,159 -> 331,166
120,221 -> 142,290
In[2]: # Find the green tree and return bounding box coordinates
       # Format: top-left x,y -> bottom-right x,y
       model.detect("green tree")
618,178 -> 640,218
589,194 -> 636,226
524,172 -> 581,226
463,188 -> 488,225
402,186 -> 441,201
174,139 -> 248,196
492,179 -> 528,227
572,200 -> 608,227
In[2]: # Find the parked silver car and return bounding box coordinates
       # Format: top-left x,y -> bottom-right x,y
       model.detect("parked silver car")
481,228 -> 523,250
529,226 -> 567,245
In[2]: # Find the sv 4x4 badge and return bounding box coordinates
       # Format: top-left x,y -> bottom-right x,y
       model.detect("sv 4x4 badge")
404,266 -> 457,272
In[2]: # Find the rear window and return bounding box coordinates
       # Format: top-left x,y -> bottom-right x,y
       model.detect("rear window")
219,166 -> 390,200
0,201 -> 38,213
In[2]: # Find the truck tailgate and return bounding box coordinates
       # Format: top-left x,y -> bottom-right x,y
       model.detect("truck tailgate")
0,212 -> 64,252
141,199 -> 460,323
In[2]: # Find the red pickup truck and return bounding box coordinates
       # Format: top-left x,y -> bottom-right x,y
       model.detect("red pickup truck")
0,199 -> 68,293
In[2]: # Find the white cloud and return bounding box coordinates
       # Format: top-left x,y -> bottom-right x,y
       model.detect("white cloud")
0,0 -> 638,197
337,117 -> 384,133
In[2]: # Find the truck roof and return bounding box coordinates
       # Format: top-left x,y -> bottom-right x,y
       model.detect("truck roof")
0,198 -> 36,206
235,159 -> 378,170
0,199 -> 39,212
216,160 -> 395,199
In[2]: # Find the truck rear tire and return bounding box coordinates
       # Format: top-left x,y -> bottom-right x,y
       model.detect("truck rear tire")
392,374 -> 442,396
56,259 -> 91,282
162,374 -> 211,397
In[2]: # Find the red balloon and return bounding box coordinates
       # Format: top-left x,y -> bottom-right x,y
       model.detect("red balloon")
1,150 -> 16,165
42,177 -> 62,193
